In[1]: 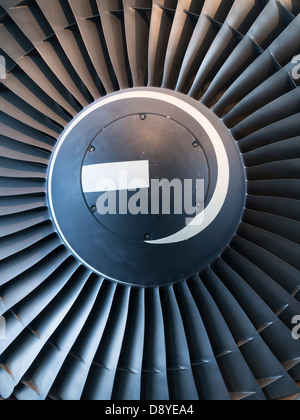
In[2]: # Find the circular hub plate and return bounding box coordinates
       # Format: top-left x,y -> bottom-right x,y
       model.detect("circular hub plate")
82,113 -> 209,241
48,88 -> 246,287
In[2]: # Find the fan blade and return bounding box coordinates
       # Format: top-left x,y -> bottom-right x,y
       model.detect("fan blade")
243,208 -> 300,245
160,285 -> 199,400
68,0 -> 116,94
123,0 -> 152,87
238,113 -> 300,153
1,257 -> 80,354
189,0 -> 269,99
0,208 -> 49,237
246,195 -> 300,223
112,287 -> 145,400
50,281 -> 117,400
1,2 -> 90,107
215,14 -> 300,119
0,16 -> 79,115
36,0 -> 102,101
97,0 -> 132,90
237,222 -> 300,270
247,159 -> 300,182
201,267 -> 300,400
212,258 -> 300,382
15,274 -> 103,400
142,287 -> 169,400
148,0 -> 177,87
0,262 -> 88,399
1,0 -> 300,401
174,281 -> 230,400
232,233 -> 300,298
162,0 -> 204,90
232,88 -> 300,141
1,91 -> 62,138
189,274 -> 266,400
2,72 -> 70,126
201,0 -> 295,108
224,241 -> 300,325
244,136 -> 300,167
81,285 -> 131,400
0,246 -> 70,316
176,0 -> 235,93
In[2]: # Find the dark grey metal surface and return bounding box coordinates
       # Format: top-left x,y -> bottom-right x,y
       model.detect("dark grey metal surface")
49,88 -> 245,287
0,0 -> 300,401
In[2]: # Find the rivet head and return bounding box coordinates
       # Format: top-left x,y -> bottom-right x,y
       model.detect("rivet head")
139,114 -> 146,120
192,141 -> 199,148
89,146 -> 95,152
